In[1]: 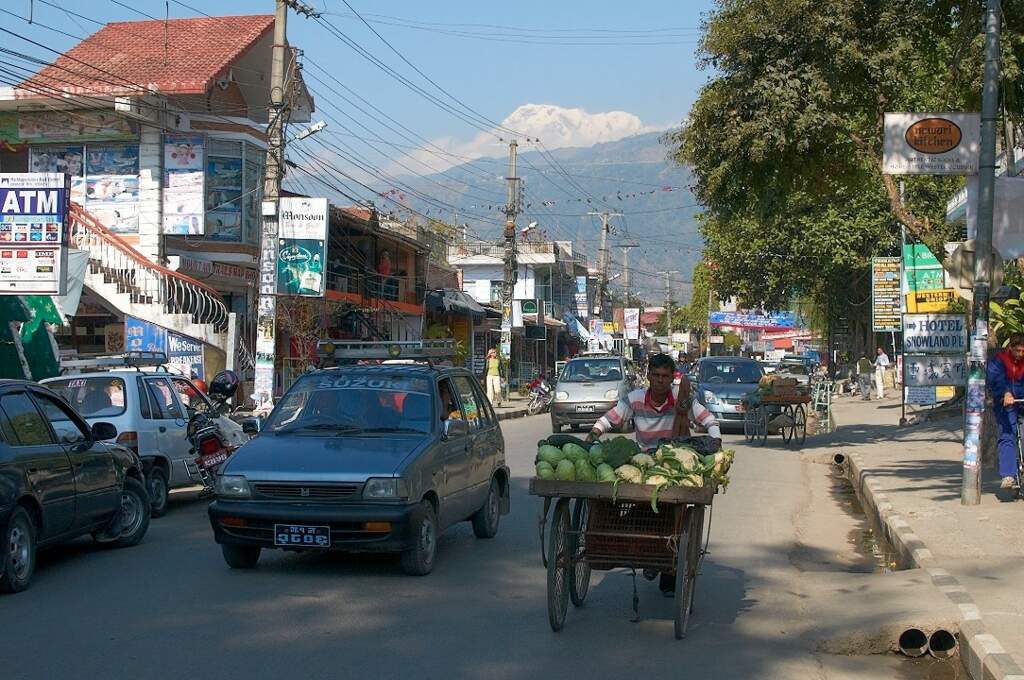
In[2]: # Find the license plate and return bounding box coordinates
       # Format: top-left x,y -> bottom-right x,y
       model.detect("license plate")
575,404 -> 596,413
199,451 -> 229,469
274,524 -> 330,548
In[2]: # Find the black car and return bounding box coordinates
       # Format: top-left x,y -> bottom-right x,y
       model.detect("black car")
0,380 -> 151,593
209,364 -> 510,575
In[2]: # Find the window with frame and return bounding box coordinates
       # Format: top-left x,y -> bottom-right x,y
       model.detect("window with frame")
33,393 -> 88,444
145,378 -> 183,419
169,377 -> 209,415
0,393 -> 55,446
451,376 -> 483,432
437,378 -> 465,432
205,139 -> 264,244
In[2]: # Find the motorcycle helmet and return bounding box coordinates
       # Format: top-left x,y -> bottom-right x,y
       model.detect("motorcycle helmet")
208,370 -> 239,400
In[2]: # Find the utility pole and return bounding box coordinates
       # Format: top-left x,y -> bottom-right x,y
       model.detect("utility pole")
620,243 -> 638,302
963,0 -> 1002,506
253,0 -> 318,408
500,140 -> 519,367
706,287 -> 714,357
658,270 -> 679,343
588,211 -> 622,320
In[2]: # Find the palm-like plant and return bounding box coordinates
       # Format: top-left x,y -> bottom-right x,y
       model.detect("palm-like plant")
991,298 -> 1024,345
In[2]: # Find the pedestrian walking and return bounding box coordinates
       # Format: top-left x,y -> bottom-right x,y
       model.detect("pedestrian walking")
856,353 -> 873,400
873,347 -> 890,400
987,333 -> 1024,489
485,348 -> 502,407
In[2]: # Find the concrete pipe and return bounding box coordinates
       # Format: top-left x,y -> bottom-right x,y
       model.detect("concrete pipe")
928,629 -> 958,659
832,453 -> 846,467
897,628 -> 929,658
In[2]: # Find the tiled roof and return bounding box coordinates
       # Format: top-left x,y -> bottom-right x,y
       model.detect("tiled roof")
18,15 -> 274,98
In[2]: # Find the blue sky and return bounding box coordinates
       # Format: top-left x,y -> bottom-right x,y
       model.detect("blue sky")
6,0 -> 716,153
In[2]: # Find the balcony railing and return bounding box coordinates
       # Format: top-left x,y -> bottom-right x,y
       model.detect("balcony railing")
326,262 -> 421,306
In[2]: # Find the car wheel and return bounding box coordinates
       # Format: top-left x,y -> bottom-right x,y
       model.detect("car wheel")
222,544 -> 261,569
551,422 -> 562,433
0,507 -> 36,594
147,467 -> 169,518
471,478 -> 501,539
400,501 -> 438,576
111,477 -> 151,548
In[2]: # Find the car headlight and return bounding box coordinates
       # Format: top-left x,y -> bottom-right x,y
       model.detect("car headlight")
555,391 -> 569,401
363,477 -> 409,499
604,389 -> 619,399
215,474 -> 251,498
703,390 -> 720,405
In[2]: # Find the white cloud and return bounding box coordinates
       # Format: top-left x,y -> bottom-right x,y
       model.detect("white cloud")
390,103 -> 662,176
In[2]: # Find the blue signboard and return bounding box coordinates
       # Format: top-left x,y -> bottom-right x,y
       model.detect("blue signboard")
125,316 -> 166,353
167,331 -> 204,378
708,310 -> 797,330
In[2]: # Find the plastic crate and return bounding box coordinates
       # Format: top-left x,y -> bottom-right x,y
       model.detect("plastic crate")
584,499 -> 684,571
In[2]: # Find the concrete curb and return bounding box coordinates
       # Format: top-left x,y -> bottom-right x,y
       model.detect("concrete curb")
843,448 -> 1024,680
496,407 -> 529,421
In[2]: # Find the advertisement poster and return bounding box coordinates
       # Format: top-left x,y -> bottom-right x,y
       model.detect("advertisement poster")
624,308 -> 640,340
708,310 -> 796,330
0,172 -> 69,295
125,316 -> 167,353
206,211 -> 242,241
86,145 -> 139,176
89,202 -> 139,234
163,134 -> 205,235
18,110 -> 134,142
871,256 -> 902,332
167,331 -> 204,378
276,197 -> 328,297
29,146 -> 84,176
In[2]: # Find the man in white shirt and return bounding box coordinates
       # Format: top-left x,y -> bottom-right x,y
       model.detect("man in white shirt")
873,347 -> 890,400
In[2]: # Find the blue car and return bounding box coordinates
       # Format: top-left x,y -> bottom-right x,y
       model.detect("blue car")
689,357 -> 766,431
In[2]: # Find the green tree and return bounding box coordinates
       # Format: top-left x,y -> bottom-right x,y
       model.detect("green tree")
666,0 -> 1024,344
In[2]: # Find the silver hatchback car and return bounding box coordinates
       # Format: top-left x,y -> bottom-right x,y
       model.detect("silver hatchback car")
549,354 -> 635,433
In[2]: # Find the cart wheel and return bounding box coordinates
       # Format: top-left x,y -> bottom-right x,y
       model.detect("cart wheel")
755,405 -> 768,445
743,406 -> 755,443
674,506 -> 702,639
781,405 -> 794,444
793,404 -> 807,447
546,498 -> 571,631
569,499 -> 591,607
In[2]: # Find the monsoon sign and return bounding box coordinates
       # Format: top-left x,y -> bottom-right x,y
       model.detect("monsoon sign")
708,310 -> 796,330
902,314 -> 967,354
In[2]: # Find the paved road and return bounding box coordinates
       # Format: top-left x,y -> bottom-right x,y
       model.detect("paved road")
1,415 -> 948,679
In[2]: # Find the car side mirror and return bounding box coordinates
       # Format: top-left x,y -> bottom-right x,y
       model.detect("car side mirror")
241,419 -> 260,435
444,419 -> 469,439
91,421 -> 118,441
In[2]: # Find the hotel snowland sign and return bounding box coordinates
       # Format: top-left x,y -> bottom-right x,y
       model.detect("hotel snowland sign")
883,113 -> 980,175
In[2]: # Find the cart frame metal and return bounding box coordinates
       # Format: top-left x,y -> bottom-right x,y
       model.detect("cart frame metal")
530,479 -> 714,639
742,392 -> 810,447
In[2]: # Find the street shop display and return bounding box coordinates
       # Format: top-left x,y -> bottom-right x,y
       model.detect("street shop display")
529,433 -> 732,638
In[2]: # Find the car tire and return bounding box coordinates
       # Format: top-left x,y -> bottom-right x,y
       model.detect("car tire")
400,501 -> 438,576
471,478 -> 501,539
0,507 -> 36,594
147,467 -> 169,518
111,477 -> 151,548
551,422 -> 562,433
222,544 -> 261,569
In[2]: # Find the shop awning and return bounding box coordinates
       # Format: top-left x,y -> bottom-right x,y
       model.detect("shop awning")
425,289 -> 487,321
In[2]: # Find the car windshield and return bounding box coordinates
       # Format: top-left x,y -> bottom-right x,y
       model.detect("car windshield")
699,362 -> 763,384
780,362 -> 809,375
559,358 -> 623,383
263,373 -> 434,436
45,377 -> 127,418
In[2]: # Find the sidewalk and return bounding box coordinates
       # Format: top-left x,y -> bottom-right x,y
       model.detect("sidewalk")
821,394 -> 1024,679
491,392 -> 531,421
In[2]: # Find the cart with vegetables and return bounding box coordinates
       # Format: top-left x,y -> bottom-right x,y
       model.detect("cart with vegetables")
742,376 -> 810,447
530,435 -> 733,639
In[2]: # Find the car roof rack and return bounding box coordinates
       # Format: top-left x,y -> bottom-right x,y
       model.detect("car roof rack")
317,339 -> 456,363
59,351 -> 171,374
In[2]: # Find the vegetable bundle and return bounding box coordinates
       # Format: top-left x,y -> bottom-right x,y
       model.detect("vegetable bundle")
534,437 -> 735,511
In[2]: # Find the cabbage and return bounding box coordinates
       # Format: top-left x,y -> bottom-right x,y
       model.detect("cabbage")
537,444 -> 565,465
588,443 -> 605,467
562,443 -> 589,463
555,459 -> 577,481
575,459 -> 598,481
596,463 -> 615,481
535,462 -> 555,480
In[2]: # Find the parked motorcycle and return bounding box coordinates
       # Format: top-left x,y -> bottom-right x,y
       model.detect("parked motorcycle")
526,375 -> 554,416
185,370 -> 241,496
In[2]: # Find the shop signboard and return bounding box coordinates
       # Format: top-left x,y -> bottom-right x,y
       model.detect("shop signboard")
708,310 -> 796,330
883,113 -> 980,175
905,289 -> 958,314
125,316 -> 167,353
903,355 -> 967,387
871,256 -> 901,332
276,197 -> 327,297
624,308 -> 640,340
0,172 -> 70,295
167,331 -> 204,378
902,314 -> 966,354
906,385 -> 938,405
